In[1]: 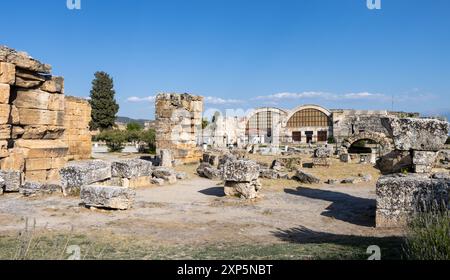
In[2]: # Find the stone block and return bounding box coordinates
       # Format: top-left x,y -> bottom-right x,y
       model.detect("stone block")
0,125 -> 10,140
0,62 -> 15,85
314,147 -> 332,158
0,149 -> 26,171
80,185 -> 135,210
40,76 -> 64,93
412,151 -> 438,173
0,83 -> 10,103
17,108 -> 64,126
111,159 -> 153,179
340,153 -> 351,163
0,170 -> 23,192
312,157 -> 332,167
376,174 -> 450,228
0,104 -> 10,124
159,149 -> 173,167
293,170 -> 320,184
60,160 -> 112,196
20,182 -> 62,197
377,150 -> 412,175
224,179 -> 262,200
21,125 -> 65,139
0,140 -> 8,158
15,139 -> 68,159
222,160 -> 260,182
382,117 -> 449,151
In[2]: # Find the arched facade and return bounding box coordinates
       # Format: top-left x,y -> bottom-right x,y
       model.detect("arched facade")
341,131 -> 393,156
246,107 -> 287,144
284,105 -> 333,144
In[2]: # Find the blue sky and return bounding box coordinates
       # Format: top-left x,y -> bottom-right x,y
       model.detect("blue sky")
1,0 -> 449,120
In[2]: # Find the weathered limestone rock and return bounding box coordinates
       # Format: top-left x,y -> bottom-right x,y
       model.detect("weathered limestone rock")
224,179 -> 262,200
0,140 -> 8,158
312,157 -> 331,167
60,160 -> 111,196
341,177 -> 362,184
80,185 -> 135,210
435,150 -> 450,169
15,139 -> 68,159
152,167 -> 178,184
151,178 -> 165,186
293,170 -> 320,184
40,76 -> 64,93
0,148 -> 25,171
412,151 -> 439,173
19,182 -> 62,197
314,147 -> 332,158
202,152 -> 220,167
176,172 -> 188,180
14,69 -> 46,88
0,62 -> 15,85
160,149 -> 173,167
0,46 -> 51,74
222,160 -> 260,182
197,162 -> 222,180
17,108 -> 64,126
382,117 -> 449,151
0,170 -> 22,192
259,169 -> 289,180
20,125 -> 65,139
111,159 -> 153,179
0,177 -> 4,194
326,179 -> 339,185
376,150 -> 412,175
340,153 -> 351,163
376,174 -> 450,228
0,104 -> 10,124
0,84 -> 10,104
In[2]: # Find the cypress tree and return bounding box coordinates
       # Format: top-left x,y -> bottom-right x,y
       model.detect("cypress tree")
89,71 -> 119,130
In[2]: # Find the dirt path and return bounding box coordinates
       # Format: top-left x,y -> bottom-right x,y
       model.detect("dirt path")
0,176 -> 401,246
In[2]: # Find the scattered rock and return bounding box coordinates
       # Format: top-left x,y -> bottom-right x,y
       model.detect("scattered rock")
293,170 -> 320,184
176,172 -> 188,180
111,159 -> 153,179
222,160 -> 260,182
152,167 -> 178,184
19,182 -> 62,197
81,185 -> 136,210
0,177 -> 4,195
312,157 -> 332,167
314,147 -> 332,158
224,179 -> 262,200
358,174 -> 373,182
326,179 -> 339,185
341,177 -> 362,184
150,178 -> 165,186
60,160 -> 112,196
271,160 -> 283,171
377,150 -> 412,175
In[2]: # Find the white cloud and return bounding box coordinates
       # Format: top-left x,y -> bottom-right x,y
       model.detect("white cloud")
126,96 -> 156,103
342,92 -> 385,99
255,91 -> 387,102
204,96 -> 244,105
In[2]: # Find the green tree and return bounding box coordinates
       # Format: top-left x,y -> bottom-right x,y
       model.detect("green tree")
96,130 -> 127,152
89,71 -> 119,130
126,122 -> 143,131
139,129 -> 156,154
202,118 -> 209,129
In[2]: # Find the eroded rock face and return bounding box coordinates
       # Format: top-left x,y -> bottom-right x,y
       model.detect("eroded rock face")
293,170 -> 320,184
412,151 -> 439,173
19,182 -> 62,197
222,160 -> 260,182
80,185 -> 135,210
0,170 -> 22,192
111,159 -> 153,179
60,160 -> 112,196
382,117 -> 449,151
376,174 -> 450,228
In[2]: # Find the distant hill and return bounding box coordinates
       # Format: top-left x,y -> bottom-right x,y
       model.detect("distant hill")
116,116 -> 152,126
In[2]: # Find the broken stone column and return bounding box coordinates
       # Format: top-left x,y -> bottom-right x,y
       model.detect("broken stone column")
155,93 -> 203,164
222,160 -> 261,199
63,96 -> 92,161
0,46 -> 69,186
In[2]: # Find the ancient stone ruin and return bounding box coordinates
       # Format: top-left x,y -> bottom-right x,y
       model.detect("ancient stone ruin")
0,46 -> 92,194
376,117 -> 450,228
223,159 -> 262,200
155,93 -> 204,164
63,96 -> 92,161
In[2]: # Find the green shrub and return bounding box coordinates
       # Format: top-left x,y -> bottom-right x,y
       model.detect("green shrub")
327,137 -> 336,144
139,129 -> 156,154
126,122 -> 143,131
446,136 -> 450,145
96,130 -> 127,152
404,209 -> 450,260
